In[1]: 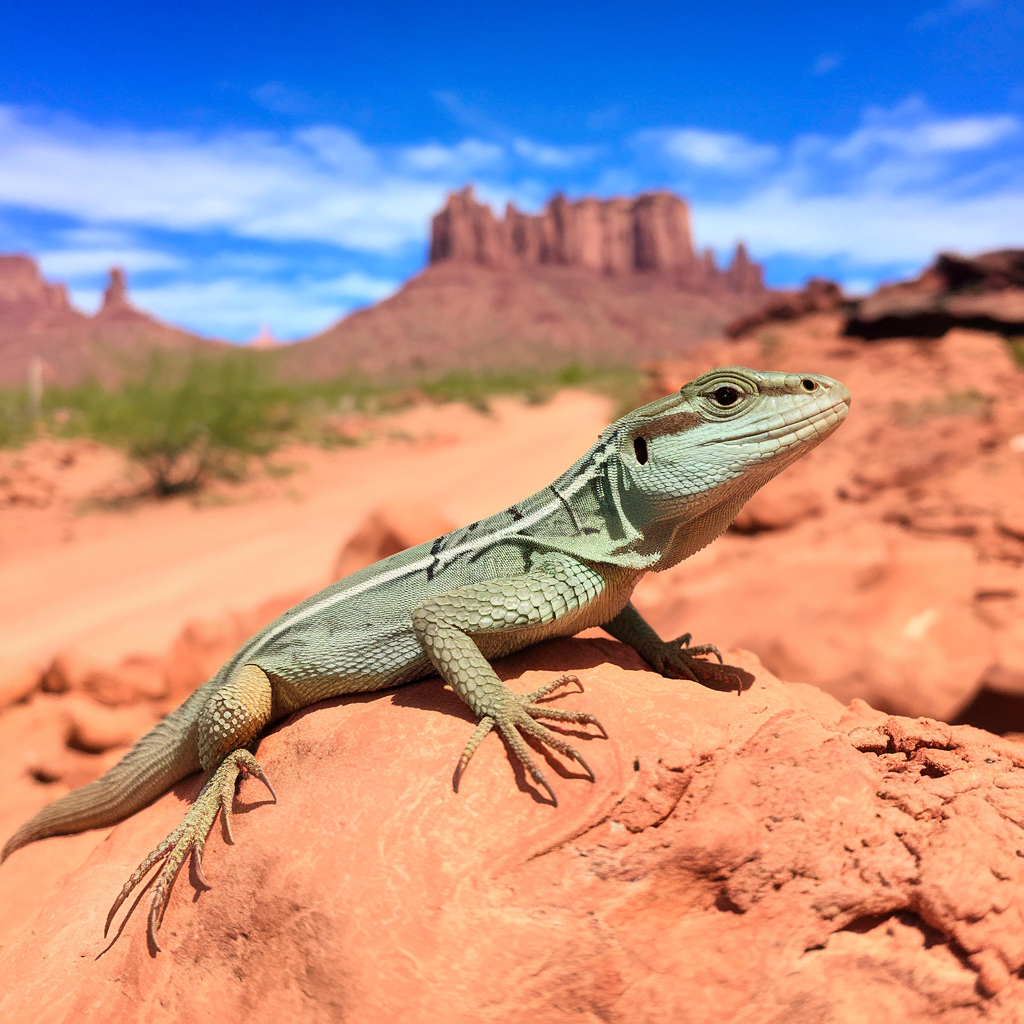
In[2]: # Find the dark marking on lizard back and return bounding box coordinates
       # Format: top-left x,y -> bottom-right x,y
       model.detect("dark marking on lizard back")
548,485 -> 583,535
426,535 -> 444,580
507,506 -> 524,521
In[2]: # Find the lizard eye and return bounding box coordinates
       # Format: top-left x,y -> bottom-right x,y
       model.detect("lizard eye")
633,437 -> 649,464
710,386 -> 741,407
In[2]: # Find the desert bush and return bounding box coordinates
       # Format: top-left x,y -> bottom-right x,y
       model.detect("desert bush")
44,351 -> 292,495
0,352 -> 642,495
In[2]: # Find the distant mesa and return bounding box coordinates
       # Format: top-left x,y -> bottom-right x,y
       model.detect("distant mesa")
277,186 -> 770,379
248,323 -> 281,349
429,186 -> 764,295
0,257 -> 223,387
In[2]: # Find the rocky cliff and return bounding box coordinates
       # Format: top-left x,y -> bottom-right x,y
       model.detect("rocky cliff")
0,258 -> 223,387
280,188 -> 770,379
844,249 -> 1024,340
429,186 -> 763,295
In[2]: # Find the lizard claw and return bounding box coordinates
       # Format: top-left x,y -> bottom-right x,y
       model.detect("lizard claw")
105,749 -> 273,949
455,677 -> 603,804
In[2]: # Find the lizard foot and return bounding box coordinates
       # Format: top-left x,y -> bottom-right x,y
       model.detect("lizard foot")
456,674 -> 604,806
654,633 -> 743,693
105,748 -> 275,951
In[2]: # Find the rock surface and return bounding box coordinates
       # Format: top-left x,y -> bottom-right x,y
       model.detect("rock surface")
631,317 -> 1024,727
845,250 -> 1024,340
0,258 -> 223,386
3,644 -> 1024,1023
429,186 -> 762,294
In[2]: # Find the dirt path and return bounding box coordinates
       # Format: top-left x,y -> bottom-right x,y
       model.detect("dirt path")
0,391 -> 613,673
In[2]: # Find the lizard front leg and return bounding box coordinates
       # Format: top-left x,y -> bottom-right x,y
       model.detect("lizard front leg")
412,553 -> 606,804
602,602 -> 737,688
106,663 -> 277,950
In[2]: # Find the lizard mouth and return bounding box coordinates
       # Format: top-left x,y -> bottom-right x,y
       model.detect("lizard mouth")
704,394 -> 850,447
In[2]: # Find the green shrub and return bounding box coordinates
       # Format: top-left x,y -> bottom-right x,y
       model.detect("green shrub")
0,350 -> 643,496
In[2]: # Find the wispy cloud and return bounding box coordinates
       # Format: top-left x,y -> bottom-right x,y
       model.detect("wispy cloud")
38,246 -> 184,277
636,128 -> 778,173
0,95 -> 1021,336
912,0 -> 994,30
811,53 -> 842,76
251,81 -> 313,116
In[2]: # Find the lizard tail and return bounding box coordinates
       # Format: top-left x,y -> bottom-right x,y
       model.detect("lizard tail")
1,687 -> 207,863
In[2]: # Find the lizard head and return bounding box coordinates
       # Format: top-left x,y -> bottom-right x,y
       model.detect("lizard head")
608,366 -> 850,558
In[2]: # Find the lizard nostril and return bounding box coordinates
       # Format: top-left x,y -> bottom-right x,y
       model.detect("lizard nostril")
801,379 -> 818,392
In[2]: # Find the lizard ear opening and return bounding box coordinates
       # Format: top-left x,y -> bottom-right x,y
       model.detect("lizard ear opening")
633,437 -> 649,465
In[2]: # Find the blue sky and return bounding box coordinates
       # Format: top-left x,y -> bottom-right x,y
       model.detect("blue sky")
1,1 -> 1022,340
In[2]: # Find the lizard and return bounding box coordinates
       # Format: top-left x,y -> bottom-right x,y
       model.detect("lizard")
1,365 -> 850,950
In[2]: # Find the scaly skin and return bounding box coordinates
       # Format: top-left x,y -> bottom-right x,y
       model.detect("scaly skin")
1,366 -> 851,951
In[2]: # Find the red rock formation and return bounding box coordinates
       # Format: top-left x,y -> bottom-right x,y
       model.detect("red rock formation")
98,266 -> 132,315
845,249 -> 1024,340
331,502 -> 457,580
283,189 -> 771,379
726,277 -> 847,337
3,645 -> 1024,1020
428,186 -> 763,296
0,257 -> 224,386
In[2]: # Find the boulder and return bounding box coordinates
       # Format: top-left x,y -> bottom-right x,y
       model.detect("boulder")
2,643 -> 1024,1022
332,502 -> 457,579
845,250 -> 1024,340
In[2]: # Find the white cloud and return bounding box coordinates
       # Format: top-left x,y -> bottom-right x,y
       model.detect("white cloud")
811,53 -> 842,76
251,81 -> 312,116
38,247 -> 183,277
637,128 -> 778,173
511,138 -> 599,169
913,0 -> 993,29
833,104 -> 1020,161
0,106 -> 454,253
638,98 -> 1024,271
691,187 -> 1024,265
400,139 -> 503,175
128,273 -> 399,340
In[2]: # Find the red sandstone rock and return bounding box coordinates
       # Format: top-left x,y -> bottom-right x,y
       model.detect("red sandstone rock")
0,663 -> 39,712
41,652 -> 167,707
163,592 -> 308,703
0,256 -> 225,387
845,249 -> 1024,340
726,276 -> 846,337
282,188 -> 769,380
631,320 -> 1024,726
429,186 -> 762,294
332,502 -> 457,579
61,695 -> 162,755
2,645 -> 1024,1021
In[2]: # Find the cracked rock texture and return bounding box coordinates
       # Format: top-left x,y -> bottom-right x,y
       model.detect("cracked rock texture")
3,643 -> 1024,1023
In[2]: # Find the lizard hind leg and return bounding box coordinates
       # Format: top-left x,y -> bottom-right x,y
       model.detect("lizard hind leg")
106,664 -> 276,951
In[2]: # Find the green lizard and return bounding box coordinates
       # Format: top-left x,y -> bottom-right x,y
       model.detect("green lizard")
2,366 -> 850,950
